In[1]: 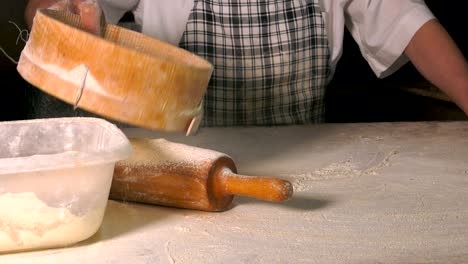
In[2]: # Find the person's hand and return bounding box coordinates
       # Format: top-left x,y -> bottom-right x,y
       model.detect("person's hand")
25,0 -> 102,35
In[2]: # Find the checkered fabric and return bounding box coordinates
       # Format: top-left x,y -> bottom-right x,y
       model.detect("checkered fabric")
179,0 -> 331,126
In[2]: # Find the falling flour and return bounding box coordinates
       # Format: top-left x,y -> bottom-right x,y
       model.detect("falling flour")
0,192 -> 104,253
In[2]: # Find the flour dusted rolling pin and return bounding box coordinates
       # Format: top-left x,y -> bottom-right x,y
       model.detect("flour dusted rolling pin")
110,138 -> 293,211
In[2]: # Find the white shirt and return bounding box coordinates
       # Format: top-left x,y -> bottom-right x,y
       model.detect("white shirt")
99,0 -> 435,78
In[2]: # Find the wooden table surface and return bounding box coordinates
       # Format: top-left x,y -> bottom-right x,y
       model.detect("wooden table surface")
2,122 -> 467,264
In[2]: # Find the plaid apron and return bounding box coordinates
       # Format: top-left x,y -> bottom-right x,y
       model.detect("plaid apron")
179,0 -> 331,127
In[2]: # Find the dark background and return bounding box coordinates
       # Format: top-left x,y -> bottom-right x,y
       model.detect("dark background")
1,1 -> 466,123
0,0 -> 29,121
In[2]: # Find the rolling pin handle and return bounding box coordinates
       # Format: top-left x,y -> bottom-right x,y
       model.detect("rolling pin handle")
218,167 -> 293,202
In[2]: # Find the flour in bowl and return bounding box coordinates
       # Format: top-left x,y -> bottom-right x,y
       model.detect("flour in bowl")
0,192 -> 104,253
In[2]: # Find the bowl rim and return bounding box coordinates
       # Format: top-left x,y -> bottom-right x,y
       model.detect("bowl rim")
0,117 -> 132,175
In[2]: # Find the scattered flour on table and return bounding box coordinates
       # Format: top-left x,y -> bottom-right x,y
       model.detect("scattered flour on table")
292,150 -> 399,192
0,192 -> 103,253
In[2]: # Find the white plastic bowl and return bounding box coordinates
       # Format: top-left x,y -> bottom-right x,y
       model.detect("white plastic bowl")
0,117 -> 131,253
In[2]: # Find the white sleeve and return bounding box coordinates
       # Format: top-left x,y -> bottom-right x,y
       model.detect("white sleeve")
345,0 -> 436,78
138,0 -> 194,45
98,0 -> 140,24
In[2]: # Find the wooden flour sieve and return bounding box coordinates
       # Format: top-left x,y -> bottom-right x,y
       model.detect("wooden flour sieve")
17,9 -> 213,133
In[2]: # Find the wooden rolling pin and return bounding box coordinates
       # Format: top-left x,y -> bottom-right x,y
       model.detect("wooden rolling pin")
110,138 -> 293,211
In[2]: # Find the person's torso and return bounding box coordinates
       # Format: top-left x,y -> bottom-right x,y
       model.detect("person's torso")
179,0 -> 331,126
